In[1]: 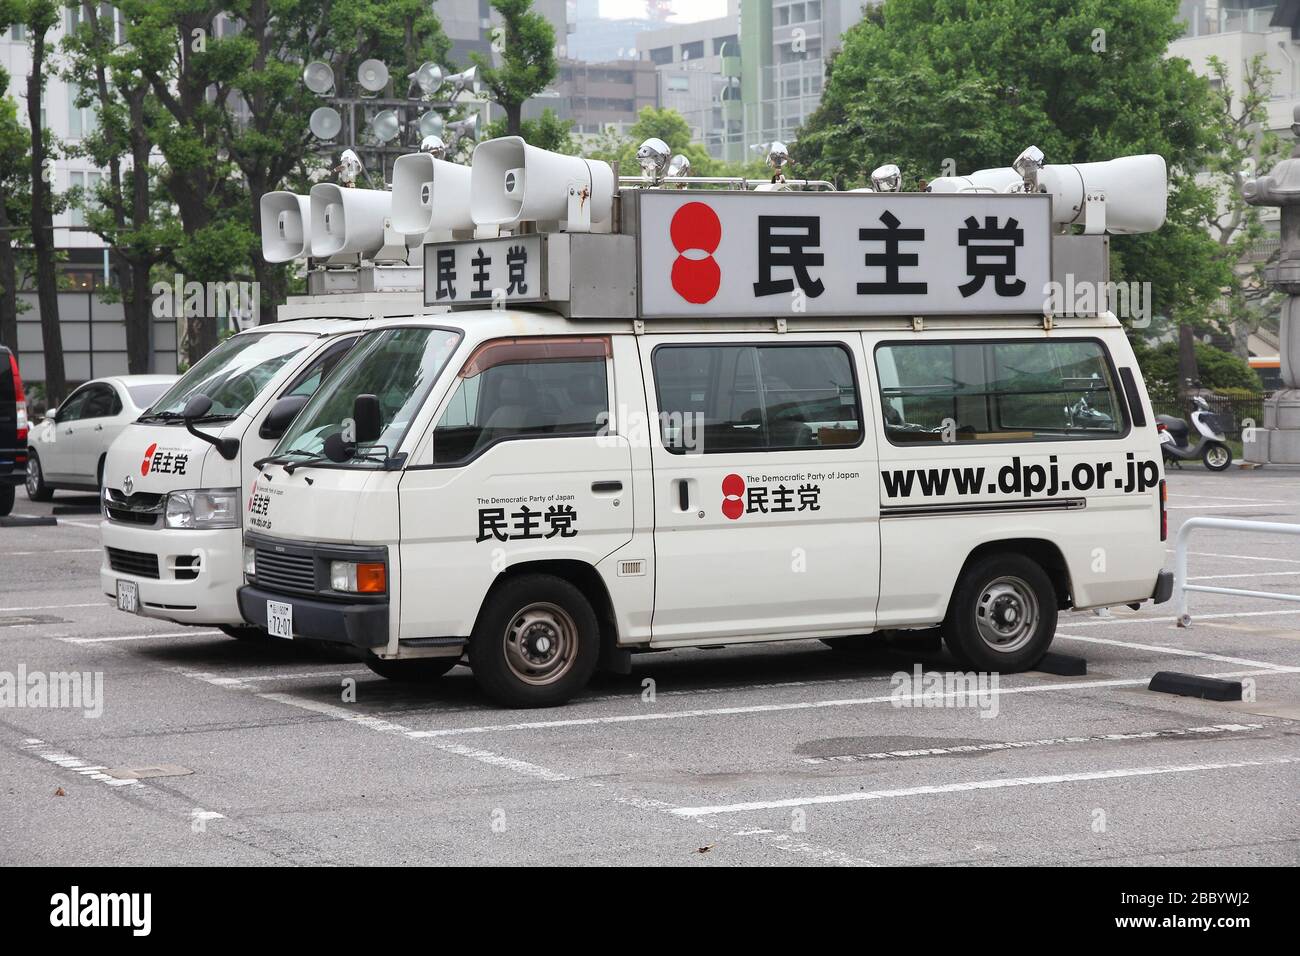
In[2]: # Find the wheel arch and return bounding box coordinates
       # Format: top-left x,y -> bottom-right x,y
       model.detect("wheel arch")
478,559 -> 619,654
947,538 -> 1073,615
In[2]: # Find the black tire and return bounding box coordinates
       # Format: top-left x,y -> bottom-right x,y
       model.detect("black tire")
365,657 -> 459,681
943,553 -> 1058,672
25,451 -> 53,502
219,624 -> 267,641
469,573 -> 600,708
1202,442 -> 1232,472
0,483 -> 13,516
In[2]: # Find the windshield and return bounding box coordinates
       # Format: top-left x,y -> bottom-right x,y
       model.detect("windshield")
127,382 -> 173,409
275,326 -> 461,462
143,332 -> 317,421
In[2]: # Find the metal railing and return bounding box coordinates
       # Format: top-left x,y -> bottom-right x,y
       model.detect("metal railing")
1174,516 -> 1300,626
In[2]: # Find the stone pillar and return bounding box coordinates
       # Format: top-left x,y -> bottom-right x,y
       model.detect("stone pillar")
1241,106 -> 1300,463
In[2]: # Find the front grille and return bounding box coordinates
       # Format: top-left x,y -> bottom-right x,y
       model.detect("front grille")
253,548 -> 317,595
106,547 -> 160,579
105,490 -> 164,528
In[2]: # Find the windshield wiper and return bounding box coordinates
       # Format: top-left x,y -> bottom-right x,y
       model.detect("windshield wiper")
137,410 -> 187,423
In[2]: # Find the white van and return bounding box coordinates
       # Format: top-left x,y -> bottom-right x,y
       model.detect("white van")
99,299 -> 426,637
233,142 -> 1174,706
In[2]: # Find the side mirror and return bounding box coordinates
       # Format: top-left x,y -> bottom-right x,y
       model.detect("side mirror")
180,392 -> 239,461
353,393 -> 381,445
46,407 -> 58,422
259,394 -> 310,440
182,393 -> 214,419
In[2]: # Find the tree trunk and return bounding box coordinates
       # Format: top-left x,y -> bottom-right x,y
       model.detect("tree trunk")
1177,322 -> 1200,400
26,27 -> 66,404
0,201 -> 18,356
125,89 -> 154,372
506,102 -> 522,137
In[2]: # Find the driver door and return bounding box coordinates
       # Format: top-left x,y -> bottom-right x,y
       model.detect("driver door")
39,387 -> 90,482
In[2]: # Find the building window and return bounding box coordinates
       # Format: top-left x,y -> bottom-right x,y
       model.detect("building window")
9,24 -> 26,40
713,34 -> 737,55
680,40 -> 704,62
649,46 -> 674,65
68,171 -> 103,228
668,74 -> 690,92
68,86 -> 99,139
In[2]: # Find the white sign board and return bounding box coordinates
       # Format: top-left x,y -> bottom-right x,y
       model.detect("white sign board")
637,191 -> 1053,318
424,234 -> 546,308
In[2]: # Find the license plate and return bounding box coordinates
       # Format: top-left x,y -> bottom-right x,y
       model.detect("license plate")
266,600 -> 293,640
116,579 -> 138,613
1159,431 -> 1174,445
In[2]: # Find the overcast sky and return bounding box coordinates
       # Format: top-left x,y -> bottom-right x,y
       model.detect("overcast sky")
598,0 -> 730,23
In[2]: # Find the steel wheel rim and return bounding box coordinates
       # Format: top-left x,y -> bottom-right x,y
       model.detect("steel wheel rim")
502,601 -> 578,686
1206,446 -> 1229,468
973,575 -> 1039,654
25,457 -> 39,496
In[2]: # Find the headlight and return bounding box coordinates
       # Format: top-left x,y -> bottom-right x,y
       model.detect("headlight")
165,488 -> 241,529
329,560 -> 386,594
243,545 -> 256,578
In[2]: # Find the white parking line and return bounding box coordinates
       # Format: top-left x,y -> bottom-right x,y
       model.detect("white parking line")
0,603 -> 106,613
1054,632 -> 1295,672
670,756 -> 1300,817
802,723 -> 1267,765
399,671 -> 1284,739
6,548 -> 100,556
1061,608 -> 1300,627
60,630 -> 222,644
1165,549 -> 1300,565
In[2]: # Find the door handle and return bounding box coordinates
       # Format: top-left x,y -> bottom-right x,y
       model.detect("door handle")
64,428 -> 73,435
94,424 -> 103,431
591,480 -> 622,494
677,479 -> 689,511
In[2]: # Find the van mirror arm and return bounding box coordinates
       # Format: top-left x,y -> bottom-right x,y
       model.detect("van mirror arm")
185,419 -> 240,461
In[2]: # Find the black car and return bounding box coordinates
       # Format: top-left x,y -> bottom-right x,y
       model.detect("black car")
0,344 -> 29,516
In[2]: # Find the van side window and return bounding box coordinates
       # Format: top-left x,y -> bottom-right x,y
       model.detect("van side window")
653,344 -> 861,453
875,339 -> 1126,445
282,336 -> 358,399
432,336 -> 611,465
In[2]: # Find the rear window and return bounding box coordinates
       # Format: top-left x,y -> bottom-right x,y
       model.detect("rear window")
875,339 -> 1126,444
127,382 -> 172,409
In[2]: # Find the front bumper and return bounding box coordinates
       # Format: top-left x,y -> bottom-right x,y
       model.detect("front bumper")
238,585 -> 389,648
99,520 -> 243,624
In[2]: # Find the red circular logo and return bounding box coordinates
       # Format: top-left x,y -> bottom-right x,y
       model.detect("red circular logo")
141,442 -> 157,476
721,473 -> 745,520
670,202 -> 722,304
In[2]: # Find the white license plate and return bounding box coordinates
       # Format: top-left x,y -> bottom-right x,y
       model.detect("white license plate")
116,579 -> 139,614
266,600 -> 293,640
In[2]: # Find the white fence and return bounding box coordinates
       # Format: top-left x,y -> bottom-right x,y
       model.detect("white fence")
1174,516 -> 1300,626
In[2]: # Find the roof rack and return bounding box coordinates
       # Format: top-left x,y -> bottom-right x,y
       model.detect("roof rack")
259,139 -> 1166,323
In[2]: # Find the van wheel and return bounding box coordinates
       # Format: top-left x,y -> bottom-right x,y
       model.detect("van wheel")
365,657 -> 458,681
219,624 -> 267,641
25,452 -> 53,501
469,574 -> 600,708
0,483 -> 13,516
1202,443 -> 1232,471
944,554 -> 1057,672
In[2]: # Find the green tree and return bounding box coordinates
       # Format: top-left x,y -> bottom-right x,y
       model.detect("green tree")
797,0 -> 1232,384
0,63 -> 30,357
473,0 -> 557,138
18,0 -> 66,402
483,107 -> 575,152
583,107 -> 757,178
1203,54 -> 1284,361
1138,340 -> 1263,394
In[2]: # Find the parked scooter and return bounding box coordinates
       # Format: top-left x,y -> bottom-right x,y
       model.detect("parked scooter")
1156,395 -> 1233,471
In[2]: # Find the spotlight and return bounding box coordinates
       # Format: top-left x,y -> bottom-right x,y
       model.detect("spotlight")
309,106 -> 342,141
636,138 -> 671,179
370,109 -> 401,144
871,163 -> 901,192
357,58 -> 389,95
409,62 -> 444,96
303,61 -> 334,95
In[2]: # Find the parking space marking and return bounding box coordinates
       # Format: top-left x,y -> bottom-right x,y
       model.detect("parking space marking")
0,603 -> 106,612
60,630 -> 223,644
1054,632 -> 1296,671
1166,549 -> 1300,565
20,739 -> 142,788
179,671 -> 574,783
801,722 -> 1268,765
670,756 -> 1300,817
7,548 -> 100,556
1061,608 -> 1300,627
